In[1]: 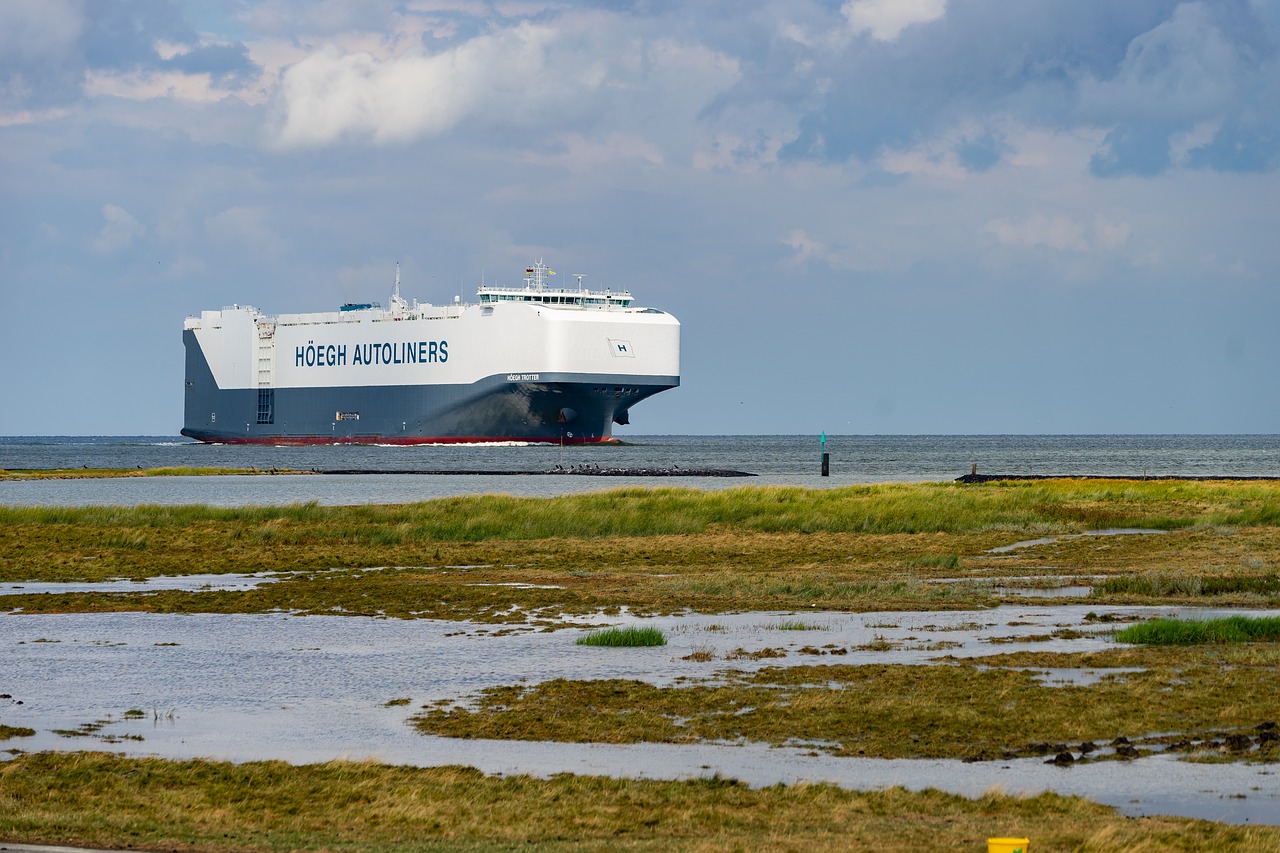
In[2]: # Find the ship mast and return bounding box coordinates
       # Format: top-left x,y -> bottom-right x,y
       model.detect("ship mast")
390,263 -> 408,313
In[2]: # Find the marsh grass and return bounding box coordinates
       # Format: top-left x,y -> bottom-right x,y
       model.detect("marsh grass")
905,554 -> 961,569
5,482 -> 1280,620
775,619 -> 825,631
682,644 -> 715,662
576,626 -> 668,647
0,724 -> 35,739
6,478 -> 1279,551
1098,574 -> 1280,597
413,645 -> 1280,763
0,467 -> 272,480
3,753 -> 1273,852
1116,616 -> 1280,645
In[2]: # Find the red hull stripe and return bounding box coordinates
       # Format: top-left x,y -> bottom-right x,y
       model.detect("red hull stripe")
194,435 -> 621,446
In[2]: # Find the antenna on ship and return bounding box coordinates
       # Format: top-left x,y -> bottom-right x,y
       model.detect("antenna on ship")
574,274 -> 586,289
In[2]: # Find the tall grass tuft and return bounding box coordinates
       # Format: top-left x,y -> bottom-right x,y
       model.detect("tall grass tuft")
775,619 -> 824,631
1099,574 -> 1280,597
1115,616 -> 1280,645
575,626 -> 667,647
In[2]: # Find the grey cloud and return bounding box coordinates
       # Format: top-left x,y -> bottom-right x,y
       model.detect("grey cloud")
1187,110 -> 1280,172
1,0 -> 259,111
164,42 -> 258,87
769,0 -> 1279,176
247,0 -> 400,37
0,0 -> 86,110
82,0 -> 195,70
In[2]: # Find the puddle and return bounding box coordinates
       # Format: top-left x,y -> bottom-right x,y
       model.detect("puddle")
929,576 -> 1102,598
981,666 -> 1148,688
3,605 -> 1278,825
465,582 -> 566,590
994,585 -> 1095,598
987,529 -> 1167,554
0,573 -> 285,595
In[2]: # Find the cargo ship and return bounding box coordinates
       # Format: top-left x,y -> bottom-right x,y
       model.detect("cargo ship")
181,261 -> 680,444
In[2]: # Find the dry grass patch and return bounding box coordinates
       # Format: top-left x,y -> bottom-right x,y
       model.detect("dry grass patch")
0,753 -> 1275,852
413,645 -> 1280,763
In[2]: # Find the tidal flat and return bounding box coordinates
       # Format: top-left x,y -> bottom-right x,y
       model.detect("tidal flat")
3,480 -> 1280,850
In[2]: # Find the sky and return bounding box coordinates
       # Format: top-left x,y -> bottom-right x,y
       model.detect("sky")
1,0 -> 1277,436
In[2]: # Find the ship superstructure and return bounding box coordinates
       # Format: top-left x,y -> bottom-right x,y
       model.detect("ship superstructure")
181,261 -> 680,444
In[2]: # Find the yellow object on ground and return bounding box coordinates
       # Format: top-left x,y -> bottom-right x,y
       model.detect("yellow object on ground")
988,839 -> 1029,853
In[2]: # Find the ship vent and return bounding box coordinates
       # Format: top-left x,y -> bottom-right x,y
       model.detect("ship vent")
256,389 -> 275,425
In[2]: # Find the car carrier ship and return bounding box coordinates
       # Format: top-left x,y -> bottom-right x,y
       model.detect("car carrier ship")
181,261 -> 680,444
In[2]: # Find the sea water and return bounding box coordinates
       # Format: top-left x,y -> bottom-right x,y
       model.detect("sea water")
2,434 -> 1277,506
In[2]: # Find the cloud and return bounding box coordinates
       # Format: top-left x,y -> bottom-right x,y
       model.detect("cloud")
517,132 -> 665,171
878,121 -> 1012,178
90,203 -> 146,254
1,0 -> 261,115
266,16 -> 739,152
1078,2 -> 1280,176
985,213 -> 1130,253
842,0 -> 946,42
782,229 -> 829,266
0,0 -> 86,110
268,21 -> 607,147
781,2 -> 1280,177
247,0 -> 403,38
1079,4 -> 1242,125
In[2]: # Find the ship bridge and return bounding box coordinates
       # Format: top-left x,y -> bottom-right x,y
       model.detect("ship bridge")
476,260 -> 633,309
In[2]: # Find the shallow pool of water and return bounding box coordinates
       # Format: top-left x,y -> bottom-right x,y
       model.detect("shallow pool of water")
1,573 -> 284,595
986,529 -> 1167,554
3,605 -> 1277,825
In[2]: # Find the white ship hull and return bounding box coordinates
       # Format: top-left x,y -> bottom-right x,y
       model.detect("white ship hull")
182,265 -> 680,444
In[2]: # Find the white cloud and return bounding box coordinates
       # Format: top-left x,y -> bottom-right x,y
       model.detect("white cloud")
0,107 -> 70,126
985,213 -> 1130,253
842,0 -> 946,42
90,204 -> 146,254
84,70 -> 268,106
268,21 -> 607,147
783,229 -> 827,265
265,16 -> 739,151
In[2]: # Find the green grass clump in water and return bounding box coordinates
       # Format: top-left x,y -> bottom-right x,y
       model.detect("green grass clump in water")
1115,616 -> 1280,645
776,619 -> 823,631
575,626 -> 667,647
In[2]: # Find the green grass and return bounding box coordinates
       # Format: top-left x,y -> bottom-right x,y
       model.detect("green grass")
4,481 -> 1280,620
1115,616 -> 1280,645
6,478 -> 1280,546
775,619 -> 824,630
575,626 -> 668,647
0,724 -> 36,740
1098,574 -> 1280,597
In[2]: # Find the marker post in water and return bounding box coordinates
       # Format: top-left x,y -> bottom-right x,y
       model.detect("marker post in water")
821,431 -> 829,477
